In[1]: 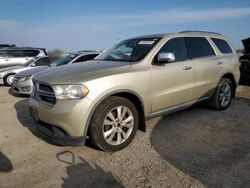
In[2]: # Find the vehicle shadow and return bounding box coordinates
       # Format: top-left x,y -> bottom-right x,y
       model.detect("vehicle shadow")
150,99 -> 250,188
0,151 -> 13,173
57,151 -> 124,188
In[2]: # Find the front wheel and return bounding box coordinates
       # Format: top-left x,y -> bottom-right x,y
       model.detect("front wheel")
3,73 -> 16,86
209,78 -> 233,110
88,96 -> 138,152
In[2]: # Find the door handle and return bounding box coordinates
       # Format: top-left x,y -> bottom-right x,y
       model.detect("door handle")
216,61 -> 224,65
183,66 -> 192,70
5,59 -> 9,61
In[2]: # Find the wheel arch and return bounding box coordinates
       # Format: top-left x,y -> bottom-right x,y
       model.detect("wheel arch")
84,90 -> 146,138
3,72 -> 16,85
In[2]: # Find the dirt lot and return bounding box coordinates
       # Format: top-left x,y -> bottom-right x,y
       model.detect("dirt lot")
0,83 -> 250,188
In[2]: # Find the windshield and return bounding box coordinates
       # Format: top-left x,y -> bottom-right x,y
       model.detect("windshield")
23,57 -> 39,66
55,54 -> 77,66
96,38 -> 161,62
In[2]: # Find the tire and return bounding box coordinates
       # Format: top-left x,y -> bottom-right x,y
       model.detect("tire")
3,73 -> 16,87
88,96 -> 139,152
209,78 -> 233,110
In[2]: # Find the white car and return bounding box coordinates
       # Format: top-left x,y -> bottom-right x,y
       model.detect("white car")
0,47 -> 47,69
0,56 -> 50,86
12,51 -> 99,95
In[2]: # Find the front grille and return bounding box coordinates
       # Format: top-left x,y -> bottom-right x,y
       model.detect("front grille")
34,82 -> 56,106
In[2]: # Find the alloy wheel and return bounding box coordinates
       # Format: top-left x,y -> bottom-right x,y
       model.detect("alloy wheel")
102,106 -> 134,146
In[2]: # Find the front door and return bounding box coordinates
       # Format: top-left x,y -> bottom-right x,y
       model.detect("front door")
150,37 -> 195,113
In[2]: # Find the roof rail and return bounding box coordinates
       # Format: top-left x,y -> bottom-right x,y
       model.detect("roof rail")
0,46 -> 46,50
179,30 -> 222,35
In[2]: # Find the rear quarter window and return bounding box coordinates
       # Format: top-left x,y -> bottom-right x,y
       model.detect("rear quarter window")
185,37 -> 215,59
22,50 -> 40,57
211,38 -> 233,54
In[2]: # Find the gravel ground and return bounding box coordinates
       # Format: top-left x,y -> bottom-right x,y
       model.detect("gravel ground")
0,83 -> 250,188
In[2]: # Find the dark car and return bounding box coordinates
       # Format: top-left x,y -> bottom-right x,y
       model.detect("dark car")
0,44 -> 16,49
240,38 -> 250,78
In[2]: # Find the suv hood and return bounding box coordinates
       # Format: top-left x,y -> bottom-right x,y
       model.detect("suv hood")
33,60 -> 132,85
17,66 -> 49,77
242,38 -> 250,54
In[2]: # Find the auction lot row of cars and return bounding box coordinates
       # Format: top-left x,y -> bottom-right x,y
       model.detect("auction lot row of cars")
0,31 -> 249,152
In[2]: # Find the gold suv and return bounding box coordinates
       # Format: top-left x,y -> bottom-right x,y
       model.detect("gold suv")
29,31 -> 240,151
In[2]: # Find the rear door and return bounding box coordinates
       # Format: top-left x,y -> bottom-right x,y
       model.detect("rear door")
185,37 -> 224,99
150,37 -> 195,112
8,50 -> 31,66
0,50 -> 12,68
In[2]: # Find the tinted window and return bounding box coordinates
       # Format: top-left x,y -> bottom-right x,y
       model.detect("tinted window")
73,55 -> 88,63
74,54 -> 99,63
0,50 -> 12,57
55,54 -> 78,66
22,50 -> 39,57
88,54 -> 98,60
186,37 -> 215,59
0,50 -> 23,57
34,57 -> 50,66
0,50 -> 40,58
158,37 -> 187,61
73,56 -> 84,63
212,38 -> 233,54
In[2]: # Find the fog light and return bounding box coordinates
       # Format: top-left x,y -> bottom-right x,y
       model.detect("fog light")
21,86 -> 31,92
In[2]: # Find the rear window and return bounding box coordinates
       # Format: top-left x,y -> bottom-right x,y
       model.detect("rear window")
185,37 -> 215,59
0,50 -> 23,57
0,50 -> 12,57
22,50 -> 40,57
0,49 -> 40,57
211,38 -> 233,54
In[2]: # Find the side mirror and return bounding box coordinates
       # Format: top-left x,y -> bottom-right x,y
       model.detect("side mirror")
156,52 -> 175,63
29,63 -> 35,67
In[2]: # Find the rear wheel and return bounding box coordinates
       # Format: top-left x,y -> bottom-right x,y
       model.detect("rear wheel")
209,78 -> 233,110
3,73 -> 15,86
89,96 -> 138,152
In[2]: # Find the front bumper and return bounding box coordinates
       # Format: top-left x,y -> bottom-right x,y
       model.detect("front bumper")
12,79 -> 33,95
36,120 -> 86,146
0,77 -> 3,85
29,95 -> 93,145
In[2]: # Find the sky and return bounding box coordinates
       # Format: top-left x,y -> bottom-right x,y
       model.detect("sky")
0,0 -> 250,51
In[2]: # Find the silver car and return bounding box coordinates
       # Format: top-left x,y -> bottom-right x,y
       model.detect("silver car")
0,47 -> 47,69
12,51 -> 99,95
0,56 -> 50,86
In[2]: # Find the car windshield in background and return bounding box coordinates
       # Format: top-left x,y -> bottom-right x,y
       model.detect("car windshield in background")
96,38 -> 161,62
55,54 -> 77,66
23,57 -> 39,66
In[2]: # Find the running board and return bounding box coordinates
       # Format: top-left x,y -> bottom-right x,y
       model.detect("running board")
145,96 -> 210,120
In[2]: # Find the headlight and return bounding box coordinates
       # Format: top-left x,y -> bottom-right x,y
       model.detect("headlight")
19,75 -> 33,82
52,85 -> 89,100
